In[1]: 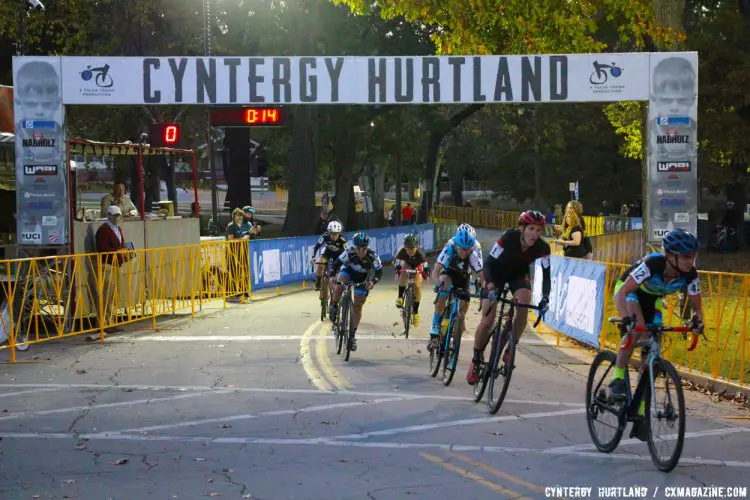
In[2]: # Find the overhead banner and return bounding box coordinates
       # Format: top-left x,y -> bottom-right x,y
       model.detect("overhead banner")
12,57 -> 68,246
646,52 -> 699,243
30,53 -> 657,105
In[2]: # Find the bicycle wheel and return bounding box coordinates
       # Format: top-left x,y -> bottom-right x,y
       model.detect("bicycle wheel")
442,315 -> 461,386
429,313 -> 445,378
339,294 -> 350,358
585,350 -> 626,453
402,287 -> 412,339
344,293 -> 356,362
487,326 -> 515,414
473,327 -> 496,403
645,359 -> 686,472
320,277 -> 328,322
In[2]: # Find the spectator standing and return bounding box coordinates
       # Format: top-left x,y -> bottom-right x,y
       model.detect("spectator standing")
226,208 -> 251,299
554,202 -> 590,258
402,203 -> 414,226
88,206 -> 132,340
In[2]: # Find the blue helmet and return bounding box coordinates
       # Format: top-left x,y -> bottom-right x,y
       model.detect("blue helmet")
662,229 -> 699,255
454,228 -> 475,249
352,232 -> 370,248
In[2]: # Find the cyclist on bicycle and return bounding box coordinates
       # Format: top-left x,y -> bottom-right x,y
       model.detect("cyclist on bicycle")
443,223 -> 482,260
329,232 -> 383,351
607,229 -> 704,401
468,210 -> 551,385
429,227 -> 483,350
312,220 -> 347,292
393,233 -> 430,326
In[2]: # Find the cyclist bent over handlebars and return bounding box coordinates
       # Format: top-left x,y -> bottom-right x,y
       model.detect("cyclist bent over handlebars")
329,232 -> 383,352
429,227 -> 483,351
468,210 -> 551,385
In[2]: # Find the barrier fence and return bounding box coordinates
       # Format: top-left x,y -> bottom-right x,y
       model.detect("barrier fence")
550,231 -> 645,265
429,205 -> 643,237
532,255 -> 750,390
0,222 -> 455,362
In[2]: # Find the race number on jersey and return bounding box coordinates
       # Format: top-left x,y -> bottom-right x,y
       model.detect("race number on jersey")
489,242 -> 503,259
630,261 -> 651,285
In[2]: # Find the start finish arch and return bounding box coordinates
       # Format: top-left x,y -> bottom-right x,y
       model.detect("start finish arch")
12,52 -> 698,247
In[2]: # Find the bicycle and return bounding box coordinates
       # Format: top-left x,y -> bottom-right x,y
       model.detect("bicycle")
397,269 -> 420,338
315,260 -> 335,322
429,282 -> 475,386
333,270 -> 374,362
585,317 -> 703,472
472,285 -> 546,414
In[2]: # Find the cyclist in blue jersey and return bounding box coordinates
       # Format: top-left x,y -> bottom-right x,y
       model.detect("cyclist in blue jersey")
608,229 -> 705,402
429,227 -> 483,350
443,223 -> 483,261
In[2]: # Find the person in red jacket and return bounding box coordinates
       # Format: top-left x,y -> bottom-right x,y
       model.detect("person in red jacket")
88,206 -> 132,339
402,203 -> 414,226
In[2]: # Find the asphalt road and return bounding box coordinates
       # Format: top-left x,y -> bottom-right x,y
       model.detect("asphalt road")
1,280 -> 749,499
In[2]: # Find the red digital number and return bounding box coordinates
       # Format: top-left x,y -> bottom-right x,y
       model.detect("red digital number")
264,109 -> 278,123
163,124 -> 179,144
245,109 -> 259,124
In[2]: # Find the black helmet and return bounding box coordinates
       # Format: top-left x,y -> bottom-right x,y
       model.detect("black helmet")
352,232 -> 370,248
403,233 -> 418,248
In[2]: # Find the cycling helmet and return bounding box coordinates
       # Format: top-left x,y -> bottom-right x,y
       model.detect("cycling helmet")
662,229 -> 699,255
457,223 -> 476,239
327,220 -> 343,233
519,210 -> 546,226
242,206 -> 255,215
352,232 -> 370,248
403,233 -> 418,248
454,228 -> 475,249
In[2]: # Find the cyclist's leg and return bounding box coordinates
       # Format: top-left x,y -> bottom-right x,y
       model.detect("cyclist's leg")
430,273 -> 452,336
609,282 -> 654,399
412,272 -> 423,325
329,269 -> 350,321
314,251 -> 326,290
509,276 -> 532,343
396,270 -> 408,307
350,276 -> 369,351
468,276 -> 497,384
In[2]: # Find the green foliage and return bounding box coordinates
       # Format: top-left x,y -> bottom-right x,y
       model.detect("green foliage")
602,102 -> 645,160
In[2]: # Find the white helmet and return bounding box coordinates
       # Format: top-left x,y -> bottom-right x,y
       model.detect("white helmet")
327,221 -> 343,233
458,223 -> 476,239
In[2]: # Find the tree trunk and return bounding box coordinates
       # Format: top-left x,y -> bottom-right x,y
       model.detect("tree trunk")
164,157 -> 177,214
284,106 -> 318,236
451,174 -> 464,207
420,104 -> 484,223
395,152 -> 403,224
225,127 -> 252,212
220,139 -> 230,210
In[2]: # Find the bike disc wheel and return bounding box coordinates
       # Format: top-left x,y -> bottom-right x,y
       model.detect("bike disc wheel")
585,350 -> 625,453
442,316 -> 461,386
487,328 -> 515,414
645,360 -> 686,472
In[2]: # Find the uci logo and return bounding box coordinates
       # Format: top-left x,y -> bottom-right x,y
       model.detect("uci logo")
22,232 -> 42,241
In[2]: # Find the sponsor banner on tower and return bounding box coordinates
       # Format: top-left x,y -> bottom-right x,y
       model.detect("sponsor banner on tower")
13,56 -> 68,246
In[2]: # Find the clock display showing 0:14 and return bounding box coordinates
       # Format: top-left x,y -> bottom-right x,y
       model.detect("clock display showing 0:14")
209,107 -> 286,127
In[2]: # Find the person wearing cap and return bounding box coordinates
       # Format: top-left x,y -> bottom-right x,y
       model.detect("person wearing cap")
90,206 -> 132,339
242,206 -> 261,239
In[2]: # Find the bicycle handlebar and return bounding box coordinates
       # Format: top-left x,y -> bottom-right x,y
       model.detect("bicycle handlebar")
608,317 -> 704,352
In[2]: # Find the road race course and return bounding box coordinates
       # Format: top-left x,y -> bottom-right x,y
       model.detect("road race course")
1,278 -> 749,499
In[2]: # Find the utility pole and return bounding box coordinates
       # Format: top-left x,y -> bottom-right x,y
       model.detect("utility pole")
203,0 -> 219,226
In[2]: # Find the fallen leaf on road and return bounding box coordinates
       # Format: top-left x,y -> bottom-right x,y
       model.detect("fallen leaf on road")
321,421 -> 336,425
222,468 -> 235,473
110,459 -> 129,465
121,388 -> 133,392
416,349 -> 422,354
241,496 -> 254,499
206,478 -> 214,483
195,457 -> 207,462
76,369 -> 87,374
218,424 -> 231,429
31,495 -> 40,499
64,479 -> 76,484
172,456 -> 181,461
208,493 -> 220,497
74,445 -> 87,450
490,432 -> 503,436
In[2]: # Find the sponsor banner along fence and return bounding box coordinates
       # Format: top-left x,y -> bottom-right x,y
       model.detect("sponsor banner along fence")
249,223 -> 436,290
532,255 -> 606,349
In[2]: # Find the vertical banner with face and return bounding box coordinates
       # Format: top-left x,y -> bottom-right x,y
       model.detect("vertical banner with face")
647,52 -> 698,243
13,57 -> 68,246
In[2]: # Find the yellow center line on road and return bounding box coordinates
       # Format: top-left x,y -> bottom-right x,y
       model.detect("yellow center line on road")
299,320 -> 333,392
419,452 -> 534,499
315,322 -> 354,390
448,451 -> 546,495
